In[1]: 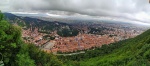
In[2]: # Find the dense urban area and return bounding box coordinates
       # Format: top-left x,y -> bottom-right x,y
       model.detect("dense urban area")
4,13 -> 148,53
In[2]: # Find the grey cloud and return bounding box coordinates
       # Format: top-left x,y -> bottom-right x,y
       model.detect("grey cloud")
0,0 -> 150,23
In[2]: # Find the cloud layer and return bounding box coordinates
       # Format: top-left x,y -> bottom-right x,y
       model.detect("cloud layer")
0,0 -> 150,23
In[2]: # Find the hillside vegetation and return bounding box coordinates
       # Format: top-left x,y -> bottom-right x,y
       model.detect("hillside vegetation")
58,26 -> 150,66
79,29 -> 150,66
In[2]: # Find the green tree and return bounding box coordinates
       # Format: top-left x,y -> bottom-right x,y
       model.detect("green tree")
0,11 -> 22,65
16,44 -> 35,66
28,44 -> 63,66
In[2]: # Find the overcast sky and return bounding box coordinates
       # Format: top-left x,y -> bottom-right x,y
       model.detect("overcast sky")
0,0 -> 150,23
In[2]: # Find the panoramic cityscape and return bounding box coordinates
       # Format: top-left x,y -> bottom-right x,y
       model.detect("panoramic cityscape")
0,0 -> 150,66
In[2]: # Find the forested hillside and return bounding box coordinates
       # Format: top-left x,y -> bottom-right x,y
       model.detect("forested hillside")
78,29 -> 150,66
58,27 -> 150,66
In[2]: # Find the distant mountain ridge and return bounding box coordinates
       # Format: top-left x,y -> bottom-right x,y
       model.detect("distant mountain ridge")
3,13 -> 80,37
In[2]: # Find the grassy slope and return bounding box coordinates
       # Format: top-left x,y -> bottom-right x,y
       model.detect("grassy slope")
79,29 -> 150,66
